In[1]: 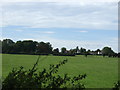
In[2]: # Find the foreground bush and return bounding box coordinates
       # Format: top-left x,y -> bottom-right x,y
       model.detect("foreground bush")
113,81 -> 120,90
2,57 -> 86,89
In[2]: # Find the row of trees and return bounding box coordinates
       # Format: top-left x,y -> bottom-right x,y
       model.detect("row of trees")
0,39 -> 119,57
58,46 -> 118,57
1,39 -> 52,55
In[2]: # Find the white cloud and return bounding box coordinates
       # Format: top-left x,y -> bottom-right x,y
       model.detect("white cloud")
1,1 -> 118,52
15,29 -> 23,32
78,30 -> 88,33
35,31 -> 55,34
1,2 -> 118,30
1,0 -> 119,3
43,31 -> 55,34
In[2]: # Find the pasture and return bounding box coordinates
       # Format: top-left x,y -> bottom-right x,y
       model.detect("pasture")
2,54 -> 118,88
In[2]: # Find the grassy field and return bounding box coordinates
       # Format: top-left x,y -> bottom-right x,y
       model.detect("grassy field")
2,54 -> 118,88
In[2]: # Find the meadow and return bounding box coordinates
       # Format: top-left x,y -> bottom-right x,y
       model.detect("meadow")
2,54 -> 118,88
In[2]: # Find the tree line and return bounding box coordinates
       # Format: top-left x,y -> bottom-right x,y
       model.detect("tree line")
0,39 -> 120,57
1,39 -> 52,55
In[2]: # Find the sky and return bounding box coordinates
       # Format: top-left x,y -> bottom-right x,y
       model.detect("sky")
0,0 -> 119,52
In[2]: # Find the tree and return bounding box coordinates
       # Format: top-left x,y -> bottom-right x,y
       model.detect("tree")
80,48 -> 86,55
102,47 -> 115,57
14,41 -> 23,53
69,49 -> 76,54
22,40 -> 37,54
96,49 -> 101,52
76,46 -> 79,53
61,47 -> 66,53
2,39 -> 53,55
0,40 -> 2,53
2,39 -> 15,53
118,53 -> 120,58
53,48 -> 59,54
36,42 -> 52,54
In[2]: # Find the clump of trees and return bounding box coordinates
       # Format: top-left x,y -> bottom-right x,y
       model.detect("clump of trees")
0,40 -> 2,53
53,47 -> 75,56
2,57 -> 87,89
102,47 -> 118,57
1,39 -> 119,57
2,39 -> 52,55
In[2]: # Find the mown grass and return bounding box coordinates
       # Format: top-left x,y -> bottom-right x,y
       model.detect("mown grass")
2,54 -> 118,88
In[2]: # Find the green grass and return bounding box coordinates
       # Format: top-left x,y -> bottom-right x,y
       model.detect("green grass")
2,54 -> 118,88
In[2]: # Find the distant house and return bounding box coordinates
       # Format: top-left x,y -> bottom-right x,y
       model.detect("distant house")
76,50 -> 80,53
97,51 -> 102,55
90,51 -> 102,55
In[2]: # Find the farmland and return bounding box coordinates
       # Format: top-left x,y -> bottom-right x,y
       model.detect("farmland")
2,54 -> 118,88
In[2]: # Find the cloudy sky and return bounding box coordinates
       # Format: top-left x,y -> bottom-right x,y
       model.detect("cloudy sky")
0,0 -> 119,52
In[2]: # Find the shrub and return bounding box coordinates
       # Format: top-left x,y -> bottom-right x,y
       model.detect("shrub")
113,81 -> 120,90
2,56 -> 86,89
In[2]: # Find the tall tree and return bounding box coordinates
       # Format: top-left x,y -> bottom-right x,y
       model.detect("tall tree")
21,40 -> 37,54
36,42 -> 52,54
76,46 -> 79,53
53,48 -> 59,54
0,40 -> 2,53
80,48 -> 86,55
2,39 -> 15,53
102,47 -> 114,56
61,47 -> 67,53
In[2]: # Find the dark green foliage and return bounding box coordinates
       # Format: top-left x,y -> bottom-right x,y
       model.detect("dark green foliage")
102,47 -> 115,57
61,47 -> 67,53
0,40 -> 2,53
118,53 -> 120,58
2,39 -> 119,57
53,48 -> 59,54
2,39 -> 53,55
36,42 -> 53,54
80,48 -> 86,55
113,81 -> 120,90
2,39 -> 15,54
20,40 -> 37,54
2,57 -> 86,89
